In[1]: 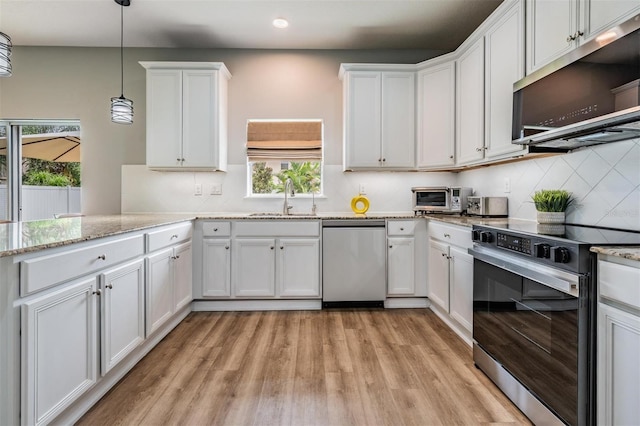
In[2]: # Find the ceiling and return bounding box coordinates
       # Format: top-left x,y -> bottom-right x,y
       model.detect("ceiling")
0,0 -> 503,51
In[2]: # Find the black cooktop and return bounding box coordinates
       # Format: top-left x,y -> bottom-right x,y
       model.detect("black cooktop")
477,221 -> 640,246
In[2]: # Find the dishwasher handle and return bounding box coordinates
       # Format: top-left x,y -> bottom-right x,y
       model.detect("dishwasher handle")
322,219 -> 385,228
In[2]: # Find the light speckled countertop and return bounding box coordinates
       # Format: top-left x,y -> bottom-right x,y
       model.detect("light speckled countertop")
590,246 -> 640,262
0,212 -> 524,258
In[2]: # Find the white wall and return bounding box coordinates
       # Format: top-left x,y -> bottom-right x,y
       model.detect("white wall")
0,46 -> 441,214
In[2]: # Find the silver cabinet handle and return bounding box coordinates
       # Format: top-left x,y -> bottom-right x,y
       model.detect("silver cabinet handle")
444,233 -> 450,238
213,228 -> 218,232
97,254 -> 106,260
106,284 -> 113,289
566,34 -> 575,42
93,289 -> 102,296
170,234 -> 178,239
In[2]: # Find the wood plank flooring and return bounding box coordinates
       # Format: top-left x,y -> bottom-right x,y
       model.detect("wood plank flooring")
77,309 -> 531,426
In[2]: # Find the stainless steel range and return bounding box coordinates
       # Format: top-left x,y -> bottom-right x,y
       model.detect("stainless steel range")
469,222 -> 640,426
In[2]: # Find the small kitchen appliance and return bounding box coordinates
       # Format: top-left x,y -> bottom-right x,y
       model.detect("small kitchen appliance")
469,222 -> 640,425
412,186 -> 472,215
466,196 -> 508,217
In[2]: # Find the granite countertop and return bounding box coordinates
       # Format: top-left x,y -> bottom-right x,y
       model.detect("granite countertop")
590,246 -> 640,262
0,211 -> 522,258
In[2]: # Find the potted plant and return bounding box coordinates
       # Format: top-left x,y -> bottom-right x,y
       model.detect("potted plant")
532,189 -> 573,224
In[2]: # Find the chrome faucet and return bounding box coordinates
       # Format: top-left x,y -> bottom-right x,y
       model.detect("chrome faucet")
283,178 -> 295,215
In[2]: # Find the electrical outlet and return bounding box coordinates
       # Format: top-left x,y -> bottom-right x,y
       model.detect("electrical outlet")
210,183 -> 222,195
194,183 -> 202,196
503,177 -> 511,193
359,184 -> 366,194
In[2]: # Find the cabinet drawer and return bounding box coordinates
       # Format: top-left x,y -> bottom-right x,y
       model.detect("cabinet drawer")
235,221 -> 320,237
202,221 -> 231,237
428,220 -> 471,249
387,220 -> 416,236
20,234 -> 144,296
146,222 -> 193,252
599,260 -> 640,310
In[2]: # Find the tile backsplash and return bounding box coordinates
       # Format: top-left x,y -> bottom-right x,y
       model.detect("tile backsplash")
122,138 -> 640,231
457,138 -> 640,231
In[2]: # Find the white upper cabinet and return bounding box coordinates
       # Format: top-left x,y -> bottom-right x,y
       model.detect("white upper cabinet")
340,65 -> 416,170
455,38 -> 486,166
140,62 -> 230,171
416,58 -> 456,169
526,0 -> 640,74
484,0 -> 525,159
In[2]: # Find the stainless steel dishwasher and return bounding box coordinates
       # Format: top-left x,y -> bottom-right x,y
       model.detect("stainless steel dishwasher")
322,219 -> 386,308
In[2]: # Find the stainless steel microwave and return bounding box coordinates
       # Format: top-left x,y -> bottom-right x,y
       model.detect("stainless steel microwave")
411,187 -> 472,214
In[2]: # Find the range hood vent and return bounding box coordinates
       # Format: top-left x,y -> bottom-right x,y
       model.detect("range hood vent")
512,14 -> 640,152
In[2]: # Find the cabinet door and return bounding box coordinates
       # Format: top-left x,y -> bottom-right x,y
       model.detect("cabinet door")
146,247 -> 174,336
449,246 -> 474,332
233,238 -> 276,297
381,72 -> 415,168
100,259 -> 145,375
146,69 -> 183,168
485,1 -> 526,159
173,241 -> 193,311
456,38 -> 485,165
387,237 -> 416,295
526,0 -> 579,74
344,71 -> 382,169
22,278 -> 98,426
278,238 -> 320,297
428,239 -> 450,312
583,0 -> 640,43
182,70 -> 220,168
598,302 -> 640,426
202,238 -> 231,297
417,62 -> 456,168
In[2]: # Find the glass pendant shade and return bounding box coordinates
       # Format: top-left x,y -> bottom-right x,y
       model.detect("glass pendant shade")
111,95 -> 134,124
0,31 -> 12,77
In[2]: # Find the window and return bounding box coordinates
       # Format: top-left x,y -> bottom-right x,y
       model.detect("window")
0,120 -> 81,221
247,120 -> 322,196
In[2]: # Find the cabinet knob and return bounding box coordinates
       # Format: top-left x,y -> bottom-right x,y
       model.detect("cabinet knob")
400,227 -> 404,231
93,289 -> 102,296
176,158 -> 181,162
170,234 -> 179,239
389,245 -> 393,248
280,246 -> 284,250
567,34 -> 576,42
444,233 -> 450,238
449,155 -> 454,159
378,158 -> 382,162
181,158 -> 186,162
97,254 -> 106,260
441,252 -> 447,257
382,158 -> 386,162
270,246 -> 274,250
106,284 -> 113,289
575,30 -> 584,39
213,228 -> 218,232
225,246 -> 229,250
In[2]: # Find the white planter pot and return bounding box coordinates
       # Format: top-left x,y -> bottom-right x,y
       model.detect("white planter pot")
536,211 -> 565,224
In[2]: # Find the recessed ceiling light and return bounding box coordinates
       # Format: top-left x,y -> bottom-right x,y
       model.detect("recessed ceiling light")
273,18 -> 289,29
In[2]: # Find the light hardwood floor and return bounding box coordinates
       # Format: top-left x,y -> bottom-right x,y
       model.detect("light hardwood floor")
78,309 -> 531,425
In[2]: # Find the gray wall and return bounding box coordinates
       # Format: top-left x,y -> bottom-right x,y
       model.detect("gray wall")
0,46 -> 441,214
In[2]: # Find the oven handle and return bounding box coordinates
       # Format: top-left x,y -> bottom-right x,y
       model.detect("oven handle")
468,247 -> 579,297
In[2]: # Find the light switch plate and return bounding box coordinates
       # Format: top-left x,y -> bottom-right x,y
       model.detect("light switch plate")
503,177 -> 511,193
211,183 -> 222,195
194,183 -> 203,196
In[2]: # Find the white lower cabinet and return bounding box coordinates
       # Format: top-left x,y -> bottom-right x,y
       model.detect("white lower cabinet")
427,221 -> 473,343
202,238 -> 231,297
233,236 -> 320,298
233,238 -> 276,297
22,278 -> 99,426
387,237 -> 415,295
146,241 -> 193,336
597,258 -> 640,425
100,259 -> 145,375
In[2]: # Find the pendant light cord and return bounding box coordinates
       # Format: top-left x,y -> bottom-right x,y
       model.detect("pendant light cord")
120,3 -> 124,97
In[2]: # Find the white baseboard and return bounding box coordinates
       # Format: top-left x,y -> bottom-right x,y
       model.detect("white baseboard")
192,299 -> 323,311
384,297 -> 430,309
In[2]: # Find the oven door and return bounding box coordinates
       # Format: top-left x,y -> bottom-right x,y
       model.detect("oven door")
413,190 -> 450,212
470,246 -> 589,426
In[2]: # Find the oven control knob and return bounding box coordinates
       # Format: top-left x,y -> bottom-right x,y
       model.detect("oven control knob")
480,231 -> 493,243
551,246 -> 571,263
533,243 -> 551,258
472,230 -> 481,242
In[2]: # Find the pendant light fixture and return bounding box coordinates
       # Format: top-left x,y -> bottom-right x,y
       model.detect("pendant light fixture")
0,31 -> 12,77
111,0 -> 133,124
